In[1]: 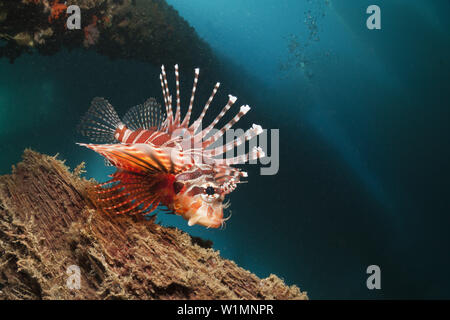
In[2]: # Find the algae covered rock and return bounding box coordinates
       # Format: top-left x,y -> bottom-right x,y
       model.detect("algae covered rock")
0,0 -> 215,68
0,150 -> 307,300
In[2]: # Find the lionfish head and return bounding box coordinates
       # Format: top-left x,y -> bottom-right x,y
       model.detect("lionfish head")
172,165 -> 239,228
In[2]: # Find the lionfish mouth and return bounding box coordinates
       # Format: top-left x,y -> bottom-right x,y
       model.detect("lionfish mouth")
191,215 -> 223,229
219,211 -> 232,229
204,212 -> 232,229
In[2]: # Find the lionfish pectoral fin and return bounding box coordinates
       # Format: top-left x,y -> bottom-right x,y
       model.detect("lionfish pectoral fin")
104,158 -> 113,167
94,169 -> 166,216
80,143 -> 180,216
77,142 -> 188,175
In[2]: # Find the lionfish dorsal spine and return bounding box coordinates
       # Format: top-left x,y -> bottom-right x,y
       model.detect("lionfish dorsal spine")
193,94 -> 237,142
157,64 -> 266,167
190,81 -> 221,133
160,66 -> 173,130
174,64 -> 182,126
202,104 -> 251,149
214,146 -> 266,166
206,123 -> 263,157
181,67 -> 199,128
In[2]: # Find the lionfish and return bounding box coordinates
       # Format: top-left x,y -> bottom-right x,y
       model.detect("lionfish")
78,65 -> 265,228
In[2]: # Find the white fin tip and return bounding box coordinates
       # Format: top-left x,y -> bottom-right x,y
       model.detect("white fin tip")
252,146 -> 265,158
240,105 -> 250,113
252,124 -> 263,134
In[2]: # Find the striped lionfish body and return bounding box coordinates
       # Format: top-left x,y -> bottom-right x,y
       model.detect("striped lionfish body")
78,65 -> 265,228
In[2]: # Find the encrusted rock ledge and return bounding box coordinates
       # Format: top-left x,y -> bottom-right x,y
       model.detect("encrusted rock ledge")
0,0 -> 215,68
0,150 -> 307,300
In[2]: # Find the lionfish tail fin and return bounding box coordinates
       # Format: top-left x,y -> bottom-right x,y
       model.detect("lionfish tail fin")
78,97 -> 123,143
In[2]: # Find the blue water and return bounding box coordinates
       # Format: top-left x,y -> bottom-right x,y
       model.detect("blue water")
1,0 -> 450,299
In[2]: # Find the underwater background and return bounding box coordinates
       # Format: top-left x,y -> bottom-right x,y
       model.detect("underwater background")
1,0 -> 449,299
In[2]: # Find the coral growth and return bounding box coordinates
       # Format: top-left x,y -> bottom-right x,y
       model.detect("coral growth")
0,0 -> 215,69
83,15 -> 99,47
48,0 -> 67,23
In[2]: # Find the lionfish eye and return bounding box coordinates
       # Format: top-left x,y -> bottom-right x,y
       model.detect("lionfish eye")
205,186 -> 215,196
173,181 -> 184,194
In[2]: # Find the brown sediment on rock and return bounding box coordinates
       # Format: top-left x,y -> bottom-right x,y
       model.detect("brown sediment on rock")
0,150 -> 307,300
0,0 -> 215,68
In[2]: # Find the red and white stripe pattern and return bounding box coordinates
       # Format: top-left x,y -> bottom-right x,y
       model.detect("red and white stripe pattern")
190,81 -> 220,133
206,124 -> 263,157
77,142 -> 194,175
114,125 -> 170,145
181,67 -> 199,128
